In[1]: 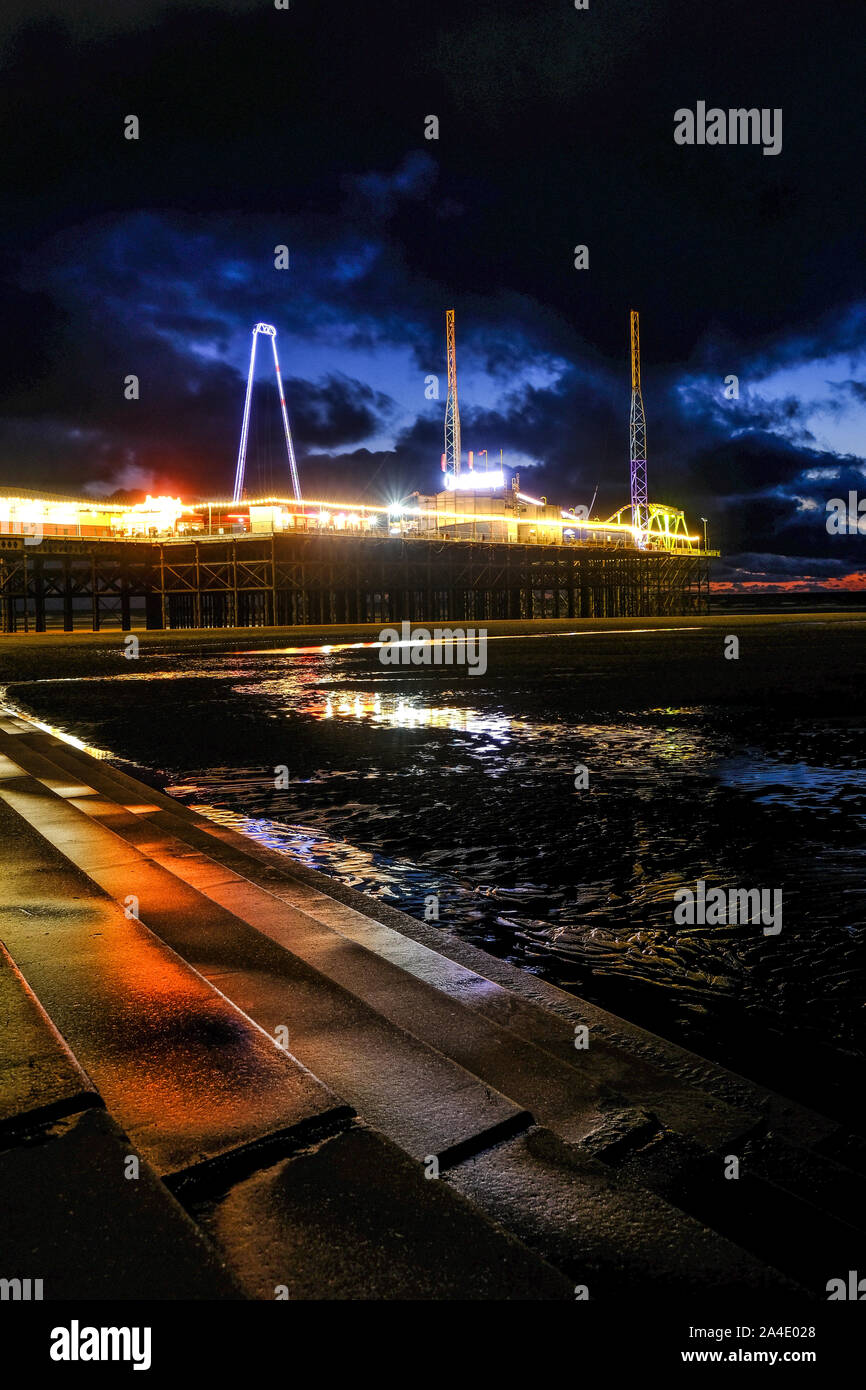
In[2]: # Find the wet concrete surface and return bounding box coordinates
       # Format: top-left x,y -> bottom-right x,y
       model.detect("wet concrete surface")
0,788 -> 352,1177
0,1107 -> 243,1300
190,1122 -> 574,1301
0,941 -> 98,1135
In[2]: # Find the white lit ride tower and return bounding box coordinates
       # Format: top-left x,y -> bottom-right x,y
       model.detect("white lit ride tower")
232,323 -> 301,503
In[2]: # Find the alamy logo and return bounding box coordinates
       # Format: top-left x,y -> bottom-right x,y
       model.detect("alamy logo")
826,493 -> 866,535
673,880 -> 782,935
379,620 -> 487,675
0,1277 -> 42,1300
674,102 -> 782,156
826,1271 -> 866,1300
50,1321 -> 152,1371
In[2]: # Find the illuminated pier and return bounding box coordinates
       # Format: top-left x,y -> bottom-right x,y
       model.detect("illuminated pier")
0,485 -> 715,631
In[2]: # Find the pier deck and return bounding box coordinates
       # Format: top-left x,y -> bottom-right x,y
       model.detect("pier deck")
0,531 -> 712,632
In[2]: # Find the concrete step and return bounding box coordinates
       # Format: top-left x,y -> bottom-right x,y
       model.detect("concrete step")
0,921 -> 244,1298
0,789 -> 353,1181
187,1120 -> 577,1301
0,940 -> 99,1136
0,749 -> 533,1169
1,725 -> 767,1159
598,1124 -> 865,1298
0,1106 -> 245,1299
444,1124 -> 806,1299
186,1114 -> 802,1301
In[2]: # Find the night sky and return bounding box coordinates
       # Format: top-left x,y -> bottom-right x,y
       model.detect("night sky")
2,0 -> 864,587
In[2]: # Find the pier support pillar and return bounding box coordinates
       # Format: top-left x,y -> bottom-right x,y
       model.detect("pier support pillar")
34,556 -> 46,632
63,555 -> 73,632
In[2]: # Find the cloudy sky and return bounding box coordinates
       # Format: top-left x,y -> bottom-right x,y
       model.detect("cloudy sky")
1,0 -> 864,587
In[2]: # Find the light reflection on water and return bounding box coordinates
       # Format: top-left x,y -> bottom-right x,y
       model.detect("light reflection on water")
716,757 -> 865,808
171,801 -> 453,914
248,684 -> 519,737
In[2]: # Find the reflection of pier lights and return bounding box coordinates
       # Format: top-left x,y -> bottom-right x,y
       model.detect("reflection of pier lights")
233,323 -> 302,504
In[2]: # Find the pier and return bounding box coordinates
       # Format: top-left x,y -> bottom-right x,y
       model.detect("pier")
0,531 -> 712,633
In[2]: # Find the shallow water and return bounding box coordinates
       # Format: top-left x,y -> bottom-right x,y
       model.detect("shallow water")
6,622 -> 865,1114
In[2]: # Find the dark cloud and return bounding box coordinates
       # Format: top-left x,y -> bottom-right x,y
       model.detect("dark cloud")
288,375 -> 397,449
713,551 -> 857,587
687,433 -> 820,495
